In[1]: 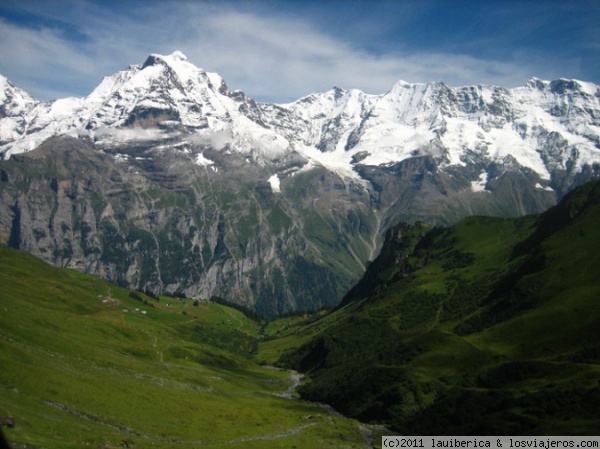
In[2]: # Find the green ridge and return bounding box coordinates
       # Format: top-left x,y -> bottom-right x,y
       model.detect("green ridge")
266,180 -> 600,435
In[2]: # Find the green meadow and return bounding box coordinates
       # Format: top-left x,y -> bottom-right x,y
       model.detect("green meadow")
0,245 -> 367,448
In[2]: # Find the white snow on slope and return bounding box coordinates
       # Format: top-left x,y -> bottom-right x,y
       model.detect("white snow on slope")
1,52 -> 600,185
195,152 -> 215,166
268,174 -> 281,192
471,172 -> 489,192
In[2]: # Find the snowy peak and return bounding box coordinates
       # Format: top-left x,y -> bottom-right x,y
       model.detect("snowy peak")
135,50 -> 220,91
549,78 -> 599,96
0,74 -> 38,115
325,78 -> 600,174
84,51 -> 232,130
83,52 -> 288,159
0,74 -> 39,146
522,77 -> 599,98
141,50 -> 189,69
267,85 -> 377,154
0,53 -> 599,188
1,52 -> 247,156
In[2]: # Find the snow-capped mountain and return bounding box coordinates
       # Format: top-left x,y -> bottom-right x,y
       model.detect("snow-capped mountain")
3,51 -> 599,185
262,77 -> 600,185
1,51 -> 289,159
1,51 -> 599,317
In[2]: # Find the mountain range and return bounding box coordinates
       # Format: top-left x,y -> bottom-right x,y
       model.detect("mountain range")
1,51 -> 599,317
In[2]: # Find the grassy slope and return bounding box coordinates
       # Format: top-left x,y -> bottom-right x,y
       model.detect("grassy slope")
264,180 -> 600,435
0,246 -> 366,449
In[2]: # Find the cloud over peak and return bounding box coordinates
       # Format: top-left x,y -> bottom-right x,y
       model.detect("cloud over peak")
0,0 -> 598,103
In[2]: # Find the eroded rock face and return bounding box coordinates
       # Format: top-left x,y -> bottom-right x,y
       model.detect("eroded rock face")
1,133 -> 580,318
0,136 -> 377,317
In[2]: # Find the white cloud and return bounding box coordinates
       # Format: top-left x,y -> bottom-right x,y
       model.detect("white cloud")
174,10 -> 548,99
0,1 -> 594,103
91,126 -> 173,142
188,130 -> 233,150
0,18 -> 99,99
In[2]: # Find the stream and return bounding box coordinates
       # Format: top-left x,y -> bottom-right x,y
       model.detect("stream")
272,368 -> 394,449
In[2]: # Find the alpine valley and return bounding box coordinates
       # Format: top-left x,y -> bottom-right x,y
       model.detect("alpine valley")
1,51 -> 600,317
1,177 -> 599,447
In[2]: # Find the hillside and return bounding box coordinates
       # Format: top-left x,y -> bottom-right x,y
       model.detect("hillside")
265,180 -> 600,435
0,245 -> 369,448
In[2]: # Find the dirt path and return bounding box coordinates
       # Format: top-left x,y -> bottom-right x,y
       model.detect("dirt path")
223,422 -> 318,444
146,332 -> 171,365
43,400 -> 149,439
45,366 -> 382,448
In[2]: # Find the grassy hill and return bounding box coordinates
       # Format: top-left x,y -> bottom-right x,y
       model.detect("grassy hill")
0,245 -> 368,448
264,180 -> 600,435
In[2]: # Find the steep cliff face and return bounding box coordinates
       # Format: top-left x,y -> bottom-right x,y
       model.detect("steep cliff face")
0,53 -> 599,316
0,134 -> 565,317
0,136 -> 377,317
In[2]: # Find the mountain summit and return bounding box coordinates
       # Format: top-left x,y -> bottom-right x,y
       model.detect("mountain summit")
142,50 -> 190,67
0,53 -> 599,316
2,52 -> 599,184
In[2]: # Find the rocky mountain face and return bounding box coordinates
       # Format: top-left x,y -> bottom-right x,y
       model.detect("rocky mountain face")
0,52 -> 599,317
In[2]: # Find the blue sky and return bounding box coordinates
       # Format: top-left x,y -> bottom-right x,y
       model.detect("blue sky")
0,0 -> 598,103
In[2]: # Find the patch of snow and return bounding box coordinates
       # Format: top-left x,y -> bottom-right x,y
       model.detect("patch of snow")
49,97 -> 84,116
294,143 -> 360,179
268,174 -> 281,193
195,152 -> 215,166
113,153 -> 129,162
574,79 -> 599,97
188,130 -> 233,150
535,183 -> 555,192
471,172 -> 489,192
